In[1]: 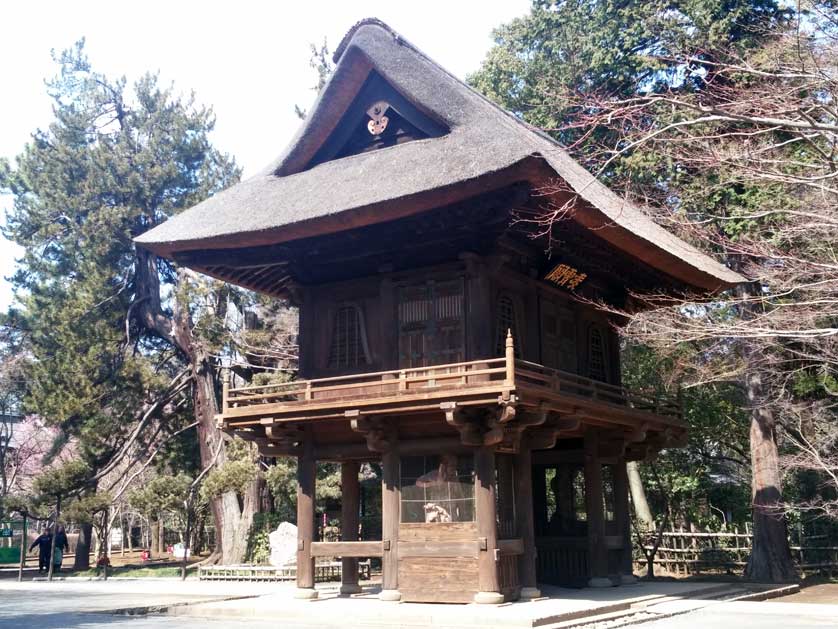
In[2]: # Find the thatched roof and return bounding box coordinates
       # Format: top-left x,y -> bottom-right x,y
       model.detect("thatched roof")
136,18 -> 744,291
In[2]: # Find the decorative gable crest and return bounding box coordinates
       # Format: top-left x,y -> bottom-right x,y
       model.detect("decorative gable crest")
302,71 -> 448,171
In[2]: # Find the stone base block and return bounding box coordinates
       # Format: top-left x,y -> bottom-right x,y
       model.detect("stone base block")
473,591 -> 505,605
340,583 -> 363,595
620,574 -> 639,585
293,588 -> 318,600
588,577 -> 614,588
379,589 -> 401,602
519,586 -> 542,600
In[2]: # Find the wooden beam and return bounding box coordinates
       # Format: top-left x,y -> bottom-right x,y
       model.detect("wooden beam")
497,538 -> 525,556
311,541 -> 383,558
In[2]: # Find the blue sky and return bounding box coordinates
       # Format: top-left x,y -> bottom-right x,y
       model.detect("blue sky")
0,0 -> 530,311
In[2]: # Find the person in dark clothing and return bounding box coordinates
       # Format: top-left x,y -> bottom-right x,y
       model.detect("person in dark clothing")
53,525 -> 69,573
29,529 -> 53,573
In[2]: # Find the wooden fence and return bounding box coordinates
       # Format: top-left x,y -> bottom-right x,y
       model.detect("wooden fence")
642,525 -> 838,576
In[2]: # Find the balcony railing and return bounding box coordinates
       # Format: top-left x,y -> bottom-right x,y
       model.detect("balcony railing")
220,334 -> 683,428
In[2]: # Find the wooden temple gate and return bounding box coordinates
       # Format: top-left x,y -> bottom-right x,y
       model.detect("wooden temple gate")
222,334 -> 681,602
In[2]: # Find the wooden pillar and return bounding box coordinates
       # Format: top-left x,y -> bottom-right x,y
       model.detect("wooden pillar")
380,436 -> 400,601
614,457 -> 637,584
584,429 -> 611,587
294,432 -> 317,599
514,437 -> 541,599
340,460 -> 362,595
474,445 -> 503,604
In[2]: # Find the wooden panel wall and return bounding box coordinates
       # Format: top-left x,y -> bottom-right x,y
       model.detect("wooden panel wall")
398,522 -> 479,603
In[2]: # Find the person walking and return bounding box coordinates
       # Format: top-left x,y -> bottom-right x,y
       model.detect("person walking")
29,528 -> 53,574
53,525 -> 69,573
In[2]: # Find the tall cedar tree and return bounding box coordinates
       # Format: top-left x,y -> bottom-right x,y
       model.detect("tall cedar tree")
0,42 -> 260,564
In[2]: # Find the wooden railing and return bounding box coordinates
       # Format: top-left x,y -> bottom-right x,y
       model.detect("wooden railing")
224,356 -> 510,414
221,333 -> 681,422
514,360 -> 682,419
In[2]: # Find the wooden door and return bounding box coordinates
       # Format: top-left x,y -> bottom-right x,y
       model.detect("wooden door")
398,279 -> 465,368
540,298 -> 576,372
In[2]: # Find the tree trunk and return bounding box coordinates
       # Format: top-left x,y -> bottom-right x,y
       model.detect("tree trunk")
136,253 -> 258,565
158,519 -> 165,554
150,519 -> 160,555
743,369 -> 796,582
627,461 -> 655,530
74,523 -> 93,570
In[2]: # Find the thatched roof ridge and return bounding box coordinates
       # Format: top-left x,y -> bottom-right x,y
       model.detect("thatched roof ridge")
136,19 -> 744,290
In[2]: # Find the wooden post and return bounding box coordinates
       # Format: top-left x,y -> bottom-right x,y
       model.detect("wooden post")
17,513 -> 26,582
340,460 -> 362,595
584,429 -> 610,587
474,445 -> 503,604
505,330 -> 515,387
514,436 -> 540,599
380,435 -> 400,601
614,457 -> 636,584
294,431 -> 317,599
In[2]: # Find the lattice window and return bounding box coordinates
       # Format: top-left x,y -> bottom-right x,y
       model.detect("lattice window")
495,294 -> 522,358
398,279 -> 464,368
400,455 -> 475,523
588,325 -> 607,382
327,304 -> 369,369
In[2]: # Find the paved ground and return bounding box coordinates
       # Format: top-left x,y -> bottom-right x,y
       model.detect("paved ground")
0,579 -> 278,629
0,578 -> 832,629
641,601 -> 837,629
766,582 -> 838,605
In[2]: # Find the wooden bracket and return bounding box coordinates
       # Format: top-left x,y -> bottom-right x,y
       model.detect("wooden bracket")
441,402 -> 484,446
627,422 -> 649,443
497,395 -> 517,424
349,412 -> 392,452
265,424 -> 305,443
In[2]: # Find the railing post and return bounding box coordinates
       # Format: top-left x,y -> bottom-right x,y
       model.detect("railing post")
399,370 -> 407,392
305,380 -> 312,401
505,329 -> 515,387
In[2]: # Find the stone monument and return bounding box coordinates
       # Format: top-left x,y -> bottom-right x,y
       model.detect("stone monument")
269,521 -> 298,568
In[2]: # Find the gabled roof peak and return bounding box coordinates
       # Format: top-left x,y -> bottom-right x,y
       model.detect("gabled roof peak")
333,18 -> 404,63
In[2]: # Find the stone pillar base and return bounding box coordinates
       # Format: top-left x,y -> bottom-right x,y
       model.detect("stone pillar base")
473,591 -> 505,604
620,574 -> 639,585
588,577 -> 613,588
293,588 -> 319,600
519,586 -> 542,600
379,589 -> 401,602
340,583 -> 363,595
